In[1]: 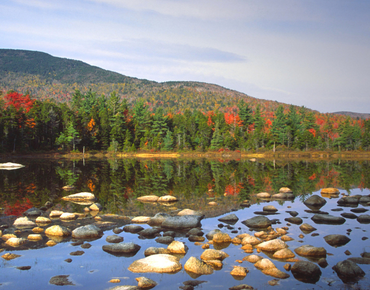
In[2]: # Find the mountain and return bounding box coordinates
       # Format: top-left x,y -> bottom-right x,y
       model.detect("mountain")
332,111 -> 370,120
0,49 -> 303,113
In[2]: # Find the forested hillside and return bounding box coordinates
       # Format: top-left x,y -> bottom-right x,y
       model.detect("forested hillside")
1,49 -> 369,154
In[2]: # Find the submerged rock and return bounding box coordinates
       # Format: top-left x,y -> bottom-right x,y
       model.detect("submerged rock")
49,275 -> 74,286
332,259 -> 365,283
291,261 -> 322,283
324,234 -> 350,247
135,276 -> 157,289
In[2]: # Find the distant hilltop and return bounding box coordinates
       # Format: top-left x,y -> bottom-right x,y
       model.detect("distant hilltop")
332,111 -> 370,120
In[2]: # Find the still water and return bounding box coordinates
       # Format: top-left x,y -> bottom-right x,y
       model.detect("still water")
0,158 -> 369,289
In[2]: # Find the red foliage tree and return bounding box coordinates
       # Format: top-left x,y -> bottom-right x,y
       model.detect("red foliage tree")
4,92 -> 35,113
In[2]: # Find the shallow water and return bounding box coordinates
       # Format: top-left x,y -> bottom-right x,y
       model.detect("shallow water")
0,159 -> 370,289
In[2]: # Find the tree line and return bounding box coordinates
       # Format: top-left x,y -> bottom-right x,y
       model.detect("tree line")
1,90 -> 369,153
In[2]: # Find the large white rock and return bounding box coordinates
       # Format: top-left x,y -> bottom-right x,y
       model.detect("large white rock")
128,254 -> 182,273
13,217 -> 36,228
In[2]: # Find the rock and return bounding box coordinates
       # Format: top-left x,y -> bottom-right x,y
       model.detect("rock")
341,213 -> 358,219
218,214 -> 239,224
60,213 -> 76,220
230,266 -> 248,277
304,195 -> 326,209
49,275 -> 74,286
129,254 -> 182,273
242,216 -> 272,229
186,228 -> 204,237
332,259 -> 365,283
213,232 -> 232,243
135,276 -> 157,289
0,162 -> 24,169
45,225 -> 71,237
361,252 -> 370,258
13,217 -> 36,228
262,268 -> 290,279
46,240 -> 57,247
137,195 -> 159,202
89,203 -> 102,211
271,192 -> 295,199
229,285 -> 255,290
188,235 -> 205,242
156,236 -> 174,244
102,242 -> 141,256
72,225 -> 103,239
49,210 -> 64,218
279,187 -> 292,193
273,248 -> 295,259
208,201 -> 218,206
106,235 -> 124,243
347,257 -> 370,264
243,255 -> 262,263
254,258 -> 276,270
318,258 -> 328,268
201,249 -> 229,261
23,207 -> 43,217
280,235 -> 294,242
286,211 -> 298,217
27,234 -> 42,241
294,245 -> 326,257
324,234 -> 350,247
256,192 -> 271,198
2,253 -> 21,260
109,279 -> 120,283
161,215 -> 204,230
139,228 -> 161,238
177,209 -> 201,216
167,240 -> 188,254
62,185 -> 75,191
147,213 -> 171,226
62,192 -> 95,201
357,214 -> 370,224
109,286 -> 139,290
241,234 -> 261,246
70,250 -> 84,256
283,263 -> 291,271
299,223 -> 317,233
284,217 -> 302,225
291,261 -> 322,283
81,243 -> 91,249
350,208 -> 368,213
123,225 -> 144,233
337,196 -> 360,205
311,214 -> 345,224
35,216 -> 51,224
256,239 -> 288,252
131,216 -> 151,223
184,256 -> 214,275
321,188 -> 339,194
158,195 -> 178,202
144,247 -> 169,256
206,229 -> 222,240
263,205 -> 278,212
359,196 -> 370,203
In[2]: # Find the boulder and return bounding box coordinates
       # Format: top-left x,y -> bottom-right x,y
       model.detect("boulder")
137,195 -> 159,202
89,203 -> 102,211
177,209 -> 202,216
242,216 -> 272,229
206,229 -> 222,240
0,162 -> 24,169
243,255 -> 262,263
284,217 -> 302,225
45,225 -> 71,237
263,205 -> 278,212
241,234 -> 261,246
200,249 -> 229,261
23,207 -> 43,217
213,232 -> 232,243
337,196 -> 360,205
311,214 -> 345,225
304,195 -> 326,209
35,217 -> 51,224
279,187 -> 292,193
271,192 -> 295,199
6,237 -> 27,247
230,266 -> 248,277
286,211 -> 298,217
129,254 -> 182,273
256,192 -> 271,198
341,212 -> 358,219
13,217 -> 36,228
131,216 -> 151,223
147,213 -> 171,226
357,214 -> 370,224
49,210 -> 64,218
321,188 -> 339,194
27,234 -> 42,241
139,228 -> 161,238
158,195 -> 178,202
347,257 -> 370,264
155,236 -> 174,244
229,285 -> 255,290
254,258 -> 276,270
256,239 -> 287,252
186,228 -> 204,237
144,247 -> 169,256
299,223 -> 317,233
294,245 -> 326,257
218,214 -> 239,224
102,242 -> 141,256
62,192 -> 95,201
272,248 -> 295,259
332,259 -> 365,283
324,234 -> 350,247
59,213 -> 76,220
291,261 -> 322,283
106,235 -> 124,243
359,196 -> 370,203
184,256 -> 213,275
161,215 -> 204,230
135,276 -> 157,289
123,225 -> 144,233
49,275 -> 74,286
2,253 -> 21,260
72,225 -> 103,239
262,268 -> 290,279
167,241 -> 188,254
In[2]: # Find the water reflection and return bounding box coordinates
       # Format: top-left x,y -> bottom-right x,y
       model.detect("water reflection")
1,158 -> 370,216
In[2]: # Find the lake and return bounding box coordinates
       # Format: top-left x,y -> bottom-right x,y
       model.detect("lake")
0,158 -> 369,289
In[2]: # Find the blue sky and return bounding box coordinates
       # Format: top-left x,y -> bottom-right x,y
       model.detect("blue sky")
1,0 -> 369,113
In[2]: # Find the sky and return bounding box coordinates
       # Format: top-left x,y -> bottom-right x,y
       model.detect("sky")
1,0 -> 370,113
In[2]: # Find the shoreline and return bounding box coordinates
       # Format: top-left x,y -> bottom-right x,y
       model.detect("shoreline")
1,150 -> 370,160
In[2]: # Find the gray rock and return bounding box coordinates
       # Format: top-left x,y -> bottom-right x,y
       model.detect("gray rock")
348,257 -> 370,264
72,224 -> 103,239
341,213 -> 358,219
324,234 -> 350,247
359,196 -> 370,203
299,223 -> 317,233
357,214 -> 370,224
23,207 -> 43,217
186,228 -> 204,237
284,217 -> 302,225
106,235 -> 124,243
49,275 -> 74,286
155,236 -> 174,244
286,211 -> 298,217
139,228 -> 161,238
304,195 -> 326,209
311,214 -> 345,225
337,196 -> 360,205
147,212 -> 171,226
351,208 -> 368,213
161,215 -> 204,230
242,216 -> 272,229
291,261 -> 322,283
102,242 -> 141,257
123,225 -> 144,233
218,214 -> 239,224
13,217 -> 36,228
332,259 -> 365,283
206,229 -> 222,240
